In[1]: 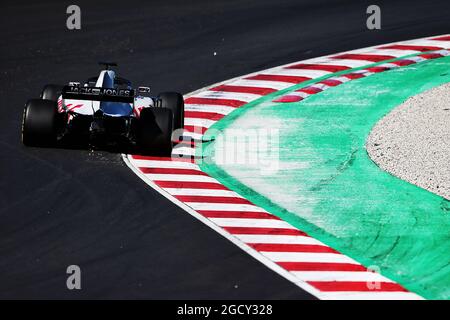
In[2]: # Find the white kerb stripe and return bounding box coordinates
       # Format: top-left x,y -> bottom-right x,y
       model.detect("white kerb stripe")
327,76 -> 351,83
308,83 -> 330,91
235,234 -> 326,246
194,91 -> 261,102
164,188 -> 241,197
311,58 -> 369,68
183,104 -> 235,115
352,48 -> 418,57
436,49 -> 450,56
130,159 -> 200,170
209,218 -> 294,229
350,69 -> 374,77
377,62 -> 400,69
181,131 -> 204,141
269,68 -> 330,78
171,146 -> 195,157
284,91 -> 309,98
184,117 -> 215,128
144,174 -> 218,183
405,56 -> 428,63
261,252 -> 359,264
186,202 -> 268,213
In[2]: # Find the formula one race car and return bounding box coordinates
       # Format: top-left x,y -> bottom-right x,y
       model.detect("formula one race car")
21,62 -> 184,155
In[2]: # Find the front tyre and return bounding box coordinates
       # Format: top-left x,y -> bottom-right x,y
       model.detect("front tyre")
22,99 -> 58,147
138,107 -> 173,156
158,92 -> 184,130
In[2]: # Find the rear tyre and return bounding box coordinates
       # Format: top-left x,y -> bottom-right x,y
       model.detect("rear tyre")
40,84 -> 63,102
158,92 -> 184,130
138,107 -> 173,156
22,99 -> 58,147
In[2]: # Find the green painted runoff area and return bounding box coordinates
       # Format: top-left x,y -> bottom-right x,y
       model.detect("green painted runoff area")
199,56 -> 450,299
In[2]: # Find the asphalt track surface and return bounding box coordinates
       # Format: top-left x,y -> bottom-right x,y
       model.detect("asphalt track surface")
0,0 -> 449,299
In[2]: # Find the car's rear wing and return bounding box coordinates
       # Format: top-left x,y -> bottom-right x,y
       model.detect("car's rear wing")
62,85 -> 134,103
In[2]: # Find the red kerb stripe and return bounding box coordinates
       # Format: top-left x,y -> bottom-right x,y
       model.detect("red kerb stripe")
139,167 -> 206,176
131,155 -> 194,163
154,181 -> 229,190
184,125 -> 208,134
308,281 -> 407,292
273,95 -> 304,103
342,73 -> 366,80
131,155 -> 165,161
278,262 -> 367,272
430,35 -> 450,41
175,195 -> 253,204
198,210 -> 280,219
174,140 -> 196,147
419,53 -> 444,59
298,86 -> 323,94
224,227 -> 307,236
391,59 -> 416,66
318,79 -> 343,87
378,44 -> 443,52
365,66 -> 391,73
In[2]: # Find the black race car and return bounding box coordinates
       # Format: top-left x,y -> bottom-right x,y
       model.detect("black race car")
22,62 -> 184,155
